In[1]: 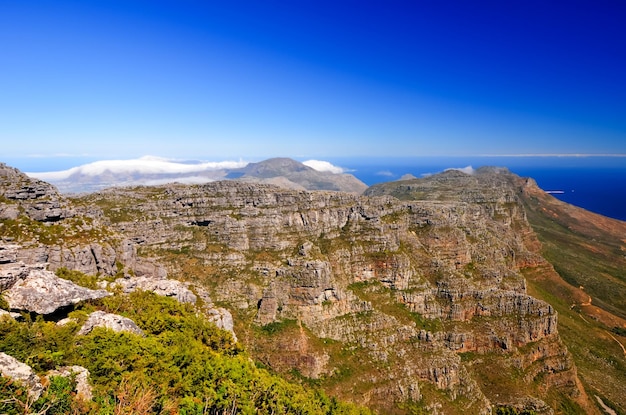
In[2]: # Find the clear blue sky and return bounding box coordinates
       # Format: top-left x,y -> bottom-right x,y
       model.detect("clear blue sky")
1,0 -> 625,161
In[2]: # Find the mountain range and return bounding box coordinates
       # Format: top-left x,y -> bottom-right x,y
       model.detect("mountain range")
27,156 -> 367,194
1,159 -> 625,414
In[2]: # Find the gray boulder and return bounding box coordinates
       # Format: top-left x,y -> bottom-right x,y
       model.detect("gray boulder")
0,352 -> 44,399
2,268 -> 109,315
77,310 -> 143,336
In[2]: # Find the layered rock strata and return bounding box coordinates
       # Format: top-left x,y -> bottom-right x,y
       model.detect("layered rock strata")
80,173 -> 589,413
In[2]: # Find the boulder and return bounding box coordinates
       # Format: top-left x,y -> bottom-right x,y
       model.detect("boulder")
206,307 -> 237,341
77,310 -> 143,336
0,352 -> 44,399
2,268 -> 109,315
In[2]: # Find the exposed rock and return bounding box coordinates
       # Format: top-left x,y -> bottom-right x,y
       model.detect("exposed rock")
0,162 -> 74,222
1,161 -> 601,413
0,352 -> 44,399
206,307 -> 237,340
79,175 -> 588,413
0,261 -> 32,291
112,276 -> 197,303
46,365 -> 93,401
0,309 -> 22,320
2,267 -> 109,315
77,310 -> 144,336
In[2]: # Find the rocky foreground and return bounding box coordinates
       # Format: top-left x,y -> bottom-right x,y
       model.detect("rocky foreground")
1,161 -> 623,414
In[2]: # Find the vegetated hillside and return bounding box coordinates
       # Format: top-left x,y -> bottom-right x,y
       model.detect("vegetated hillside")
366,167 -> 626,415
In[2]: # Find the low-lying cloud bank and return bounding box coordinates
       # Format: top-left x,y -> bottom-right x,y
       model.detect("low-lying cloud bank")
25,156 -> 349,193
28,156 -> 248,181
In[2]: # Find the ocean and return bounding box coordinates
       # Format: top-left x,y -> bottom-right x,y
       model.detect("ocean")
324,156 -> 626,222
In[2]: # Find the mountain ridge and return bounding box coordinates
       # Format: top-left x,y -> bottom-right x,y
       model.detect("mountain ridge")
26,157 -> 367,195
2,161 -> 624,414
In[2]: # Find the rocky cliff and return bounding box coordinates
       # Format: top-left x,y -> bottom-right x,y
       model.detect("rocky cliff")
64,167 -> 601,414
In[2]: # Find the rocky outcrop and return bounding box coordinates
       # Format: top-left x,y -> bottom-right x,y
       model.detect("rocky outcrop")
0,163 -> 74,222
78,174 -> 587,413
112,276 -> 197,303
77,310 -> 144,336
3,266 -> 109,315
1,161 -> 594,413
0,163 -> 166,279
0,352 -> 44,399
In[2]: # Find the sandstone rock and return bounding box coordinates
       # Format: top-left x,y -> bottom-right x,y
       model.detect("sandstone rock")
0,352 -> 44,399
0,162 -> 74,222
46,365 -> 93,401
64,172 -> 590,412
112,276 -> 196,303
2,267 -> 109,314
0,309 -> 22,320
0,243 -> 19,264
206,307 -> 237,340
77,310 -> 144,336
0,261 -> 33,291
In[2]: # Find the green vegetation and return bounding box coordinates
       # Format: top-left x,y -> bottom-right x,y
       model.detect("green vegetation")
0,291 -> 372,414
55,267 -> 101,289
0,214 -> 112,247
519,192 -> 626,413
0,375 -> 81,415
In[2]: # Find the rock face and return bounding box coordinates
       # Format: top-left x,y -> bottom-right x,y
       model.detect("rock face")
0,352 -> 44,399
2,266 -> 109,315
77,310 -> 144,336
0,160 -> 600,414
0,163 -> 74,223
0,162 -> 165,279
80,172 -> 591,414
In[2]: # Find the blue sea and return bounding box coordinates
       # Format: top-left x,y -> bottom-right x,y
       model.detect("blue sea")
4,155 -> 626,222
324,156 -> 626,222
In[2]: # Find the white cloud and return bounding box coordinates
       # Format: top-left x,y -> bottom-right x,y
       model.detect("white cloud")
376,170 -> 394,177
27,156 -> 249,181
302,160 -> 345,174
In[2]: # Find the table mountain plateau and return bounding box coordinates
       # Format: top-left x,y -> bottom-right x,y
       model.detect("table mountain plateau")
1,161 -> 624,414
30,157 -> 368,195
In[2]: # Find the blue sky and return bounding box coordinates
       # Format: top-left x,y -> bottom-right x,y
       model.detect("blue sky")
1,0 -> 625,163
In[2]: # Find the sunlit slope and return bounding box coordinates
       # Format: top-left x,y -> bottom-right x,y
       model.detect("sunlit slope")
366,167 -> 626,414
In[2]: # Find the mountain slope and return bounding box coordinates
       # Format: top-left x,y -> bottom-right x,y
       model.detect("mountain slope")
225,157 -> 368,193
4,161 -> 623,413
366,167 -> 626,414
77,173 -> 596,414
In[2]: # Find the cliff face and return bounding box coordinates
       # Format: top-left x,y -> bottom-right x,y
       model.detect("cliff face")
72,169 -> 595,414
0,163 -> 163,278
